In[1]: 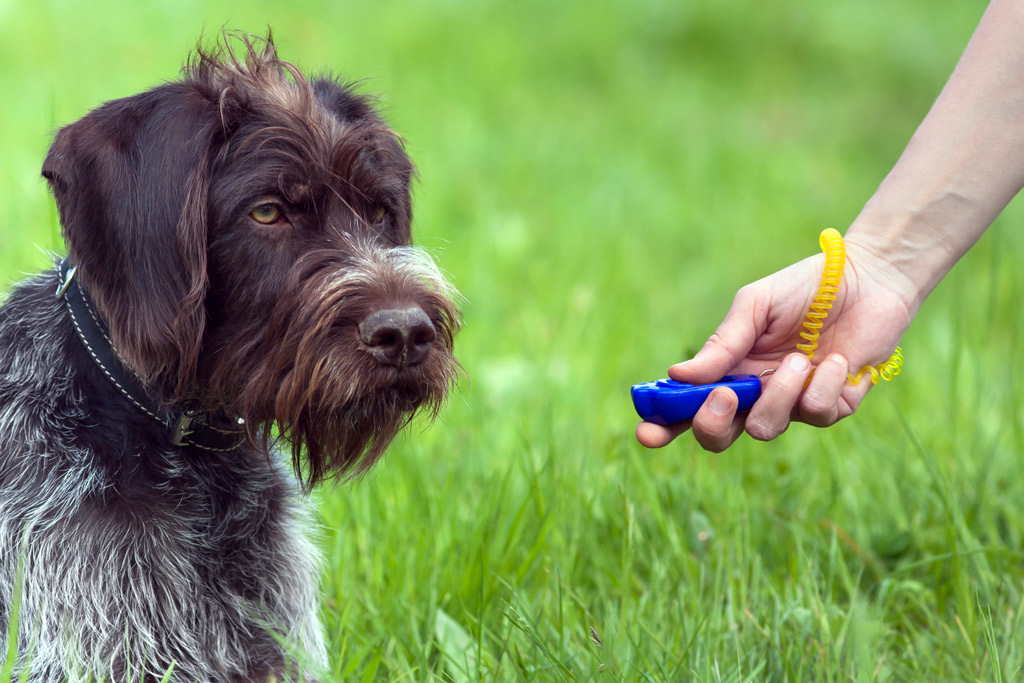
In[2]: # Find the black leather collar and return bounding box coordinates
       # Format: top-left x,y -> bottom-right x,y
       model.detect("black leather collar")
57,259 -> 245,452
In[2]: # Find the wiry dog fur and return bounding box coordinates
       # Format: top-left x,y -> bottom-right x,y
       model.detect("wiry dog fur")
0,35 -> 459,682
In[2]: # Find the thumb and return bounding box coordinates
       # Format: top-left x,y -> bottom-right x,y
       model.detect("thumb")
668,290 -> 760,384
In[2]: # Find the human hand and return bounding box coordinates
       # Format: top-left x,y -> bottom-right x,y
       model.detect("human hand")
635,236 -> 917,452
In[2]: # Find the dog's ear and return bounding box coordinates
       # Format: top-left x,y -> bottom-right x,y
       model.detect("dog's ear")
42,85 -> 216,403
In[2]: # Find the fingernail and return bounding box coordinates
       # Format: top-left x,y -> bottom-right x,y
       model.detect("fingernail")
827,353 -> 848,370
788,354 -> 810,372
709,391 -> 731,415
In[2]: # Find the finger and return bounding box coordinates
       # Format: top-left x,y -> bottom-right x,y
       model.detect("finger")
636,420 -> 691,449
797,353 -> 848,427
691,387 -> 747,452
744,352 -> 813,441
669,287 -> 761,384
834,357 -> 882,418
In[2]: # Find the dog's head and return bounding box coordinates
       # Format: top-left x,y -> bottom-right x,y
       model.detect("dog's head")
41,35 -> 460,485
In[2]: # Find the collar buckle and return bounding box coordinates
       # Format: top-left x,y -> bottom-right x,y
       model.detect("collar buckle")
169,413 -> 196,447
59,259 -> 244,453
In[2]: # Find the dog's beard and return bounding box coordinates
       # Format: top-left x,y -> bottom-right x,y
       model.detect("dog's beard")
206,241 -> 460,487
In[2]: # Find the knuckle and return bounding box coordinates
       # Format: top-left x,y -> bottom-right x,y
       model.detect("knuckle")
800,391 -> 832,418
802,412 -> 834,429
695,433 -> 729,453
692,415 -> 740,453
745,416 -> 786,442
768,375 -> 804,399
733,283 -> 757,303
704,331 -> 730,353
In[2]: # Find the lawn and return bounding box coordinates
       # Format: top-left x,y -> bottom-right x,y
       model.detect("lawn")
3,0 -> 1023,680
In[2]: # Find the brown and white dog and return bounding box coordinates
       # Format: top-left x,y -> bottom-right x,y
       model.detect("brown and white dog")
0,34 -> 459,682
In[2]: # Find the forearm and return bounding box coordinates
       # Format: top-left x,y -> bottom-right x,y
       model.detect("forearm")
847,0 -> 1024,309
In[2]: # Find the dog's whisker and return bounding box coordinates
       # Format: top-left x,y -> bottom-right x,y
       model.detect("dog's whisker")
2,30 -> 459,683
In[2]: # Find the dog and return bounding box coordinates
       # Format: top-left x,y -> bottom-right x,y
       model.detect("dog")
0,34 -> 460,682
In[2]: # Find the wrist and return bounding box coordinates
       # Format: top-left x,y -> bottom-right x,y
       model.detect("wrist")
844,192 -> 987,313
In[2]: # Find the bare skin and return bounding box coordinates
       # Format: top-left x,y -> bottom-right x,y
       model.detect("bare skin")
638,0 -> 1024,451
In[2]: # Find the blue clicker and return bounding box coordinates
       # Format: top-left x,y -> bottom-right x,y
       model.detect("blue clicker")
631,375 -> 762,426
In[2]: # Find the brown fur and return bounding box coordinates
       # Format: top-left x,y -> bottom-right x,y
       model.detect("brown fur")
41,33 -> 460,486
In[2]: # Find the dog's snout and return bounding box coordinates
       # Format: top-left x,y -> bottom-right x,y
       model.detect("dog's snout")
359,307 -> 436,368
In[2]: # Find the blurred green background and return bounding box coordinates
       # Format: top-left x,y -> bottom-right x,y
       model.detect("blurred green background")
4,0 -> 1024,680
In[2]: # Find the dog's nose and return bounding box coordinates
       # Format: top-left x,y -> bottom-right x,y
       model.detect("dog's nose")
358,307 -> 436,368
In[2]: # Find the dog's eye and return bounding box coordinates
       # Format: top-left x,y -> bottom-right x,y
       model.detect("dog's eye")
249,203 -> 285,225
371,206 -> 387,225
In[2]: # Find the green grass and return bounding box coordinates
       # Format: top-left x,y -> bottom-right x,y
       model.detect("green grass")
4,0 -> 1024,680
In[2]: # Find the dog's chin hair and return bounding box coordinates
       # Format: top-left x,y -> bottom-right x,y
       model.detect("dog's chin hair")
4,30 -> 464,681
252,382 -> 441,489
210,240 -> 461,488
244,355 -> 457,488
